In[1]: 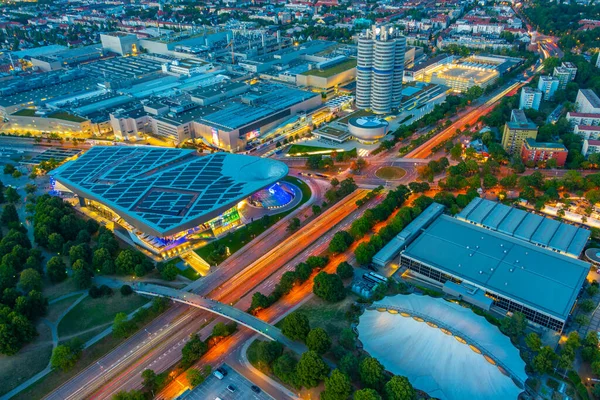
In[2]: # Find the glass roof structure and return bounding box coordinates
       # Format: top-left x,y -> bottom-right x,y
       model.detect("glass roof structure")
52,146 -> 288,236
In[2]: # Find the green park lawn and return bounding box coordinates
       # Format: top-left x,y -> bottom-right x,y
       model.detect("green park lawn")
58,293 -> 149,338
375,166 -> 407,180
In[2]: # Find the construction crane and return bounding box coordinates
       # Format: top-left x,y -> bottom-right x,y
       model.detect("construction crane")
225,40 -> 235,64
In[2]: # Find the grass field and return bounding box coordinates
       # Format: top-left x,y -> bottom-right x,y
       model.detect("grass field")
58,293 -> 149,338
43,278 -> 80,301
46,295 -> 80,323
0,321 -> 53,396
279,295 -> 354,337
375,166 -> 407,180
300,59 -> 357,78
179,266 -> 200,281
287,144 -> 340,156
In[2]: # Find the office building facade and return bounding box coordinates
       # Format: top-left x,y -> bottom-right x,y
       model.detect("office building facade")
356,24 -> 406,114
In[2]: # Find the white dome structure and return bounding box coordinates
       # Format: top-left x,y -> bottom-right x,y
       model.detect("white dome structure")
348,116 -> 389,143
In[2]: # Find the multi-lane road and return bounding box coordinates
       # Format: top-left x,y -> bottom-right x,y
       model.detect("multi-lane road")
44,189 -> 374,400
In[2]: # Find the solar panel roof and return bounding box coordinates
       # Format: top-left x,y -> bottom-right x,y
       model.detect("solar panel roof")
52,146 -> 288,236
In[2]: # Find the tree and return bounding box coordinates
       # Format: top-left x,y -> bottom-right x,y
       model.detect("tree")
287,217 -> 301,232
353,388 -> 382,400
46,256 -> 67,283
112,312 -> 136,338
385,375 -> 416,400
500,311 -> 526,338
50,339 -> 83,371
181,333 -> 208,368
295,350 -> 330,388
525,332 -> 542,353
113,390 -> 146,400
120,285 -> 133,296
5,187 -> 20,204
47,233 -> 65,253
579,299 -> 595,313
321,369 -> 352,400
1,204 -> 19,226
187,369 -> 204,387
359,357 -> 386,389
273,353 -> 298,386
339,352 -> 359,379
159,262 -> 178,281
141,369 -> 158,393
339,328 -> 356,350
306,327 -> 331,355
312,205 -> 322,215
69,243 -> 90,264
532,346 -> 557,374
329,231 -> 354,253
249,340 -> 283,371
250,292 -> 271,311
3,164 -> 15,175
72,260 -> 92,289
281,312 -> 311,342
331,177 -> 340,187
18,268 -> 42,293
336,261 -> 354,280
313,272 -> 346,302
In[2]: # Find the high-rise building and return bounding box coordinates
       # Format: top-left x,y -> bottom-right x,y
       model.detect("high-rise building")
537,75 -> 559,100
519,87 -> 542,110
553,62 -> 577,89
596,54 -> 600,69
575,89 -> 600,114
356,24 -> 406,114
501,109 -> 539,155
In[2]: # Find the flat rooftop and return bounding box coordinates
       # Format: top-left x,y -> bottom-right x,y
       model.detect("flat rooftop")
200,86 -> 318,130
435,65 -> 498,83
0,76 -> 99,108
52,146 -> 288,237
402,214 -> 589,321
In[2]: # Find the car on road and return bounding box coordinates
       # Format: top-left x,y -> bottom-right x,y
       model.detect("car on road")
251,385 -> 261,394
227,384 -> 236,393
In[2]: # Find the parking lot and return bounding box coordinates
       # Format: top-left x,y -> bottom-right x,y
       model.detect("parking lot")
184,364 -> 272,400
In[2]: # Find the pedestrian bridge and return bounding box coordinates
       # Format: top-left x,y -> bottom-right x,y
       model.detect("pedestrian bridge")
133,283 -> 291,345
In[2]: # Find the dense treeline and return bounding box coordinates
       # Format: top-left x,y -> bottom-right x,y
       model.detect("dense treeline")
0,205 -> 47,355
524,0 -> 600,34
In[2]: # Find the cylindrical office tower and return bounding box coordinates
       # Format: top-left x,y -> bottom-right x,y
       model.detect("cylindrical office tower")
355,24 -> 406,115
371,40 -> 395,114
392,36 -> 406,105
356,36 -> 374,110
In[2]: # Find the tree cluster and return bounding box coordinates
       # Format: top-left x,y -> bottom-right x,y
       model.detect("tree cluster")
249,256 -> 328,313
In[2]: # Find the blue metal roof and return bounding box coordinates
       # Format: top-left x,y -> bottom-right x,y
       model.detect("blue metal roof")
402,215 -> 589,320
52,146 -> 288,236
458,199 -> 590,257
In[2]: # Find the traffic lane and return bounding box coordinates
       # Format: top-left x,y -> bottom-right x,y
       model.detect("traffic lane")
94,317 -> 226,400
185,364 -> 272,400
46,303 -> 193,400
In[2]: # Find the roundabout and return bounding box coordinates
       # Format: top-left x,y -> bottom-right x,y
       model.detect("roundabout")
374,166 -> 407,180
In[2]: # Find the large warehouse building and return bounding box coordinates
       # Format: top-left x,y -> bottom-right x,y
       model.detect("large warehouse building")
399,199 -> 590,332
51,146 -> 289,255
